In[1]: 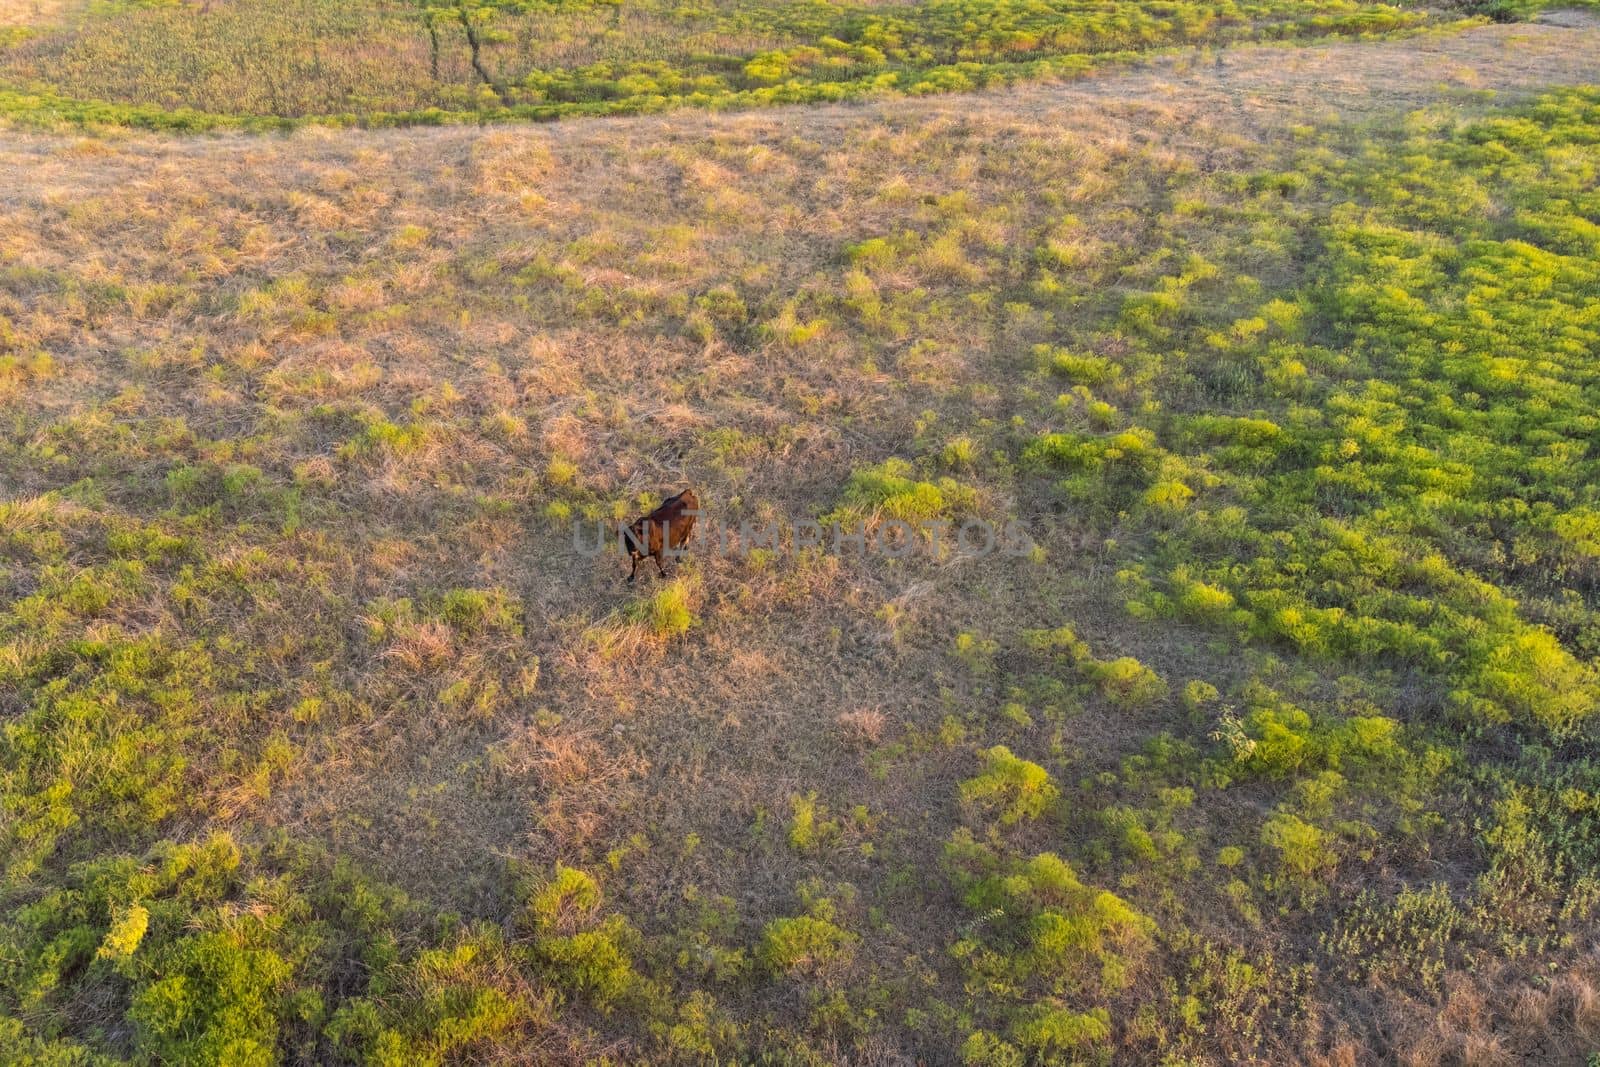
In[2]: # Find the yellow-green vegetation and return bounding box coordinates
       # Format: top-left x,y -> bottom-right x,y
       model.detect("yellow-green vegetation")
0,0 -> 1449,129
628,577 -> 697,638
3,12 -> 1600,1063
960,746 -> 1060,825
758,909 -> 856,974
828,456 -> 978,526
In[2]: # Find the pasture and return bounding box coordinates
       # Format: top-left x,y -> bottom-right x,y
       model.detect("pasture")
2,3 -> 1600,1065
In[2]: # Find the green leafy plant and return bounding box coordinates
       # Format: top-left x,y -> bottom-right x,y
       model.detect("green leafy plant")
960,747 -> 1059,826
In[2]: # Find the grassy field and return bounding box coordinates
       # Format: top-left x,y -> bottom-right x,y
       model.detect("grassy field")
0,0 -> 1451,129
4,6 -> 1600,1067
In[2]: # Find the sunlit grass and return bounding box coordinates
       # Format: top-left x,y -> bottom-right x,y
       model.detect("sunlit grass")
0,0 -> 1441,128
2,23 -> 1599,1062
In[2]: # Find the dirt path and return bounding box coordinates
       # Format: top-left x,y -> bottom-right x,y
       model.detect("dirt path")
513,11 -> 1600,158
1035,10 -> 1600,116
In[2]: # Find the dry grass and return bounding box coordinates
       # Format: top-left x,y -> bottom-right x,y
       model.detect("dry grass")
4,16 -> 1600,1063
0,0 -> 78,29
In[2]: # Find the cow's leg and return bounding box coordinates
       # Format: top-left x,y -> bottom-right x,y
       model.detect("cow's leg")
629,556 -> 639,583
656,553 -> 668,577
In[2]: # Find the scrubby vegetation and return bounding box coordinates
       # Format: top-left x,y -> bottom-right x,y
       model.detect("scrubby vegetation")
0,0 -> 1447,128
3,8 -> 1600,1064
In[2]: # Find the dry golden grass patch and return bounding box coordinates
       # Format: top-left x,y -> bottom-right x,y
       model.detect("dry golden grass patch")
0,0 -> 76,28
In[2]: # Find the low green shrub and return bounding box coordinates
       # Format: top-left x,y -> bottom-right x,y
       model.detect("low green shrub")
758,913 -> 855,975
960,746 -> 1059,826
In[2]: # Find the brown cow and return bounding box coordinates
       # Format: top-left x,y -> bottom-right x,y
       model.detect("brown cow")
624,488 -> 698,582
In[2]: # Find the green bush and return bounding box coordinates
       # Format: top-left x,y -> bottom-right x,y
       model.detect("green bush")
946,836 -> 1154,997
631,578 -> 696,638
1023,624 -> 1168,710
829,457 -> 977,525
1261,811 -> 1334,879
437,587 -> 522,636
1083,656 -> 1169,711
1010,1004 -> 1112,1056
758,914 -> 855,975
960,746 -> 1059,826
961,1030 -> 1026,1067
523,865 -> 638,1007
1037,344 -> 1122,386
129,927 -> 293,1067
